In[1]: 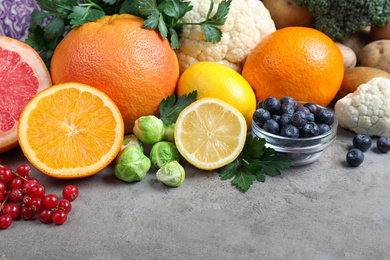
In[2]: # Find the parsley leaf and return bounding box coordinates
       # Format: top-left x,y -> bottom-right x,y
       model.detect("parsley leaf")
68,5 -> 105,28
159,91 -> 197,125
220,134 -> 293,192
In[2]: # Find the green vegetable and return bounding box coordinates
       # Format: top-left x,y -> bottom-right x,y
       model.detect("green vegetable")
220,134 -> 293,192
26,0 -> 231,68
150,141 -> 180,169
133,115 -> 166,145
159,90 -> 197,125
121,134 -> 144,152
156,161 -> 185,187
114,146 -> 151,182
294,0 -> 390,40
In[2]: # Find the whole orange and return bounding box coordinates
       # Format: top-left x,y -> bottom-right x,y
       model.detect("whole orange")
242,27 -> 344,107
50,14 -> 179,133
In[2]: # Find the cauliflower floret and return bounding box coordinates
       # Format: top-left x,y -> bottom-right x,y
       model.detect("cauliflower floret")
335,77 -> 390,136
176,0 -> 276,74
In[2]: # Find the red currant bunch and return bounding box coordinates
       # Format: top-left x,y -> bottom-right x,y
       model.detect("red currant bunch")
0,161 -> 79,229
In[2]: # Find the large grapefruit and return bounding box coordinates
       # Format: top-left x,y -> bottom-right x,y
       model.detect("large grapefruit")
0,36 -> 52,153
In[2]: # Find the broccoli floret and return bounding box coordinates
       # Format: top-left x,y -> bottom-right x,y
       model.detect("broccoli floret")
294,0 -> 390,40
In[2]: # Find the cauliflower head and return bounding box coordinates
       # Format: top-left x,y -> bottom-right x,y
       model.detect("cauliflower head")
176,0 -> 276,74
335,77 -> 390,136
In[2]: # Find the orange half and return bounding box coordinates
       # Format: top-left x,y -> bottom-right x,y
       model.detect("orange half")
18,83 -> 124,178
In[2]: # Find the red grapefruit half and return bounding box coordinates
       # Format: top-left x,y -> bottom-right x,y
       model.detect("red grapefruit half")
0,36 -> 52,153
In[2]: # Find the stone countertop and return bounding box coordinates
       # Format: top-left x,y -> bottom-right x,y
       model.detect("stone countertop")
1,126 -> 390,260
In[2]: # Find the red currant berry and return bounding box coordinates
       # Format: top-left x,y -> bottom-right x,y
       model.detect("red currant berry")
0,182 -> 6,194
52,209 -> 67,225
3,203 -> 20,220
22,179 -> 38,194
58,199 -> 72,213
38,208 -> 53,223
30,198 -> 44,212
29,184 -> 45,198
10,177 -> 23,189
63,185 -> 79,201
43,194 -> 59,209
0,167 -> 13,183
0,214 -> 12,229
20,206 -> 35,220
9,188 -> 23,202
17,164 -> 31,178
22,194 -> 32,205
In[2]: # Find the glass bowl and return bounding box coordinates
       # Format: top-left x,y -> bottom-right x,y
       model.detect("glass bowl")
251,104 -> 338,166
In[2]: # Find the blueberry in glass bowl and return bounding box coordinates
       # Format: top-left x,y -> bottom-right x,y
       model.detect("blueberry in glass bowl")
251,97 -> 338,166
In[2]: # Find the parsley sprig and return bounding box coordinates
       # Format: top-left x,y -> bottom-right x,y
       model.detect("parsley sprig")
220,134 -> 293,192
159,91 -> 197,125
26,0 -> 231,68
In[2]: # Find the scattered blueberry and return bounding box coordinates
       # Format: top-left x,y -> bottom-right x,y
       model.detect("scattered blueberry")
346,148 -> 364,167
253,108 -> 271,126
377,137 -> 390,153
280,124 -> 300,138
303,102 -> 318,114
291,111 -> 307,127
263,97 -> 281,115
280,113 -> 293,126
300,122 -> 320,137
281,102 -> 295,114
315,108 -> 335,125
318,123 -> 331,135
263,119 -> 279,134
353,134 -> 372,152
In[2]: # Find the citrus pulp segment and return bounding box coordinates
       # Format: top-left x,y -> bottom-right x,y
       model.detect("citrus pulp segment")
174,98 -> 247,170
0,36 -> 52,153
18,83 -> 124,179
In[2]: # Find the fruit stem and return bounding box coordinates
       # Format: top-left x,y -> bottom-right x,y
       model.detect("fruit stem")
0,164 -> 29,182
0,192 -> 10,214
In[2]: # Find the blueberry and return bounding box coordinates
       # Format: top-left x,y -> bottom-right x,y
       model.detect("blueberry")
280,102 -> 295,114
264,97 -> 281,115
377,137 -> 390,153
253,108 -> 271,126
346,148 -> 364,167
303,102 -> 319,114
257,100 -> 264,109
291,111 -> 307,127
280,124 -> 300,138
262,119 -> 279,134
300,122 -> 320,137
318,123 -> 331,135
296,106 -> 311,115
272,114 -> 281,124
315,108 -> 334,125
280,96 -> 298,109
280,113 -> 293,126
306,113 -> 315,123
353,134 -> 372,152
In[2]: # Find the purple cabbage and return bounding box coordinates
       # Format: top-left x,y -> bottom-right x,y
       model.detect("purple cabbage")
0,0 -> 41,41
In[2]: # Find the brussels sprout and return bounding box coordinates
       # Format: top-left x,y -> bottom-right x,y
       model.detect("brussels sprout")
114,146 -> 151,182
163,123 -> 175,143
121,134 -> 144,152
156,161 -> 185,187
133,116 -> 165,144
150,141 -> 180,169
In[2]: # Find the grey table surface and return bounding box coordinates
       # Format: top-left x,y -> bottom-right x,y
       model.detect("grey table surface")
1,125 -> 389,260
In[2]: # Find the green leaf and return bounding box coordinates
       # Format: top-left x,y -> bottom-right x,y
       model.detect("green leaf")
43,16 -> 65,40
36,0 -> 58,13
257,154 -> 293,177
68,6 -> 105,28
120,0 -> 138,15
169,27 -> 180,49
159,91 -> 197,125
30,10 -> 55,30
207,0 -> 231,25
201,24 -> 222,43
231,168 -> 257,192
220,162 -> 240,180
158,13 -> 169,39
241,134 -> 266,159
102,0 -> 117,5
158,0 -> 192,21
136,0 -> 159,17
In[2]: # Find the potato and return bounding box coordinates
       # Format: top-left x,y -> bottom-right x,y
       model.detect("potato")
358,40 -> 390,73
370,22 -> 390,41
340,30 -> 372,56
335,42 -> 357,70
262,0 -> 314,29
338,66 -> 390,98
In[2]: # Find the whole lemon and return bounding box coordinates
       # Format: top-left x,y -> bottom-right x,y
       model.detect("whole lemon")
177,62 -> 256,129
